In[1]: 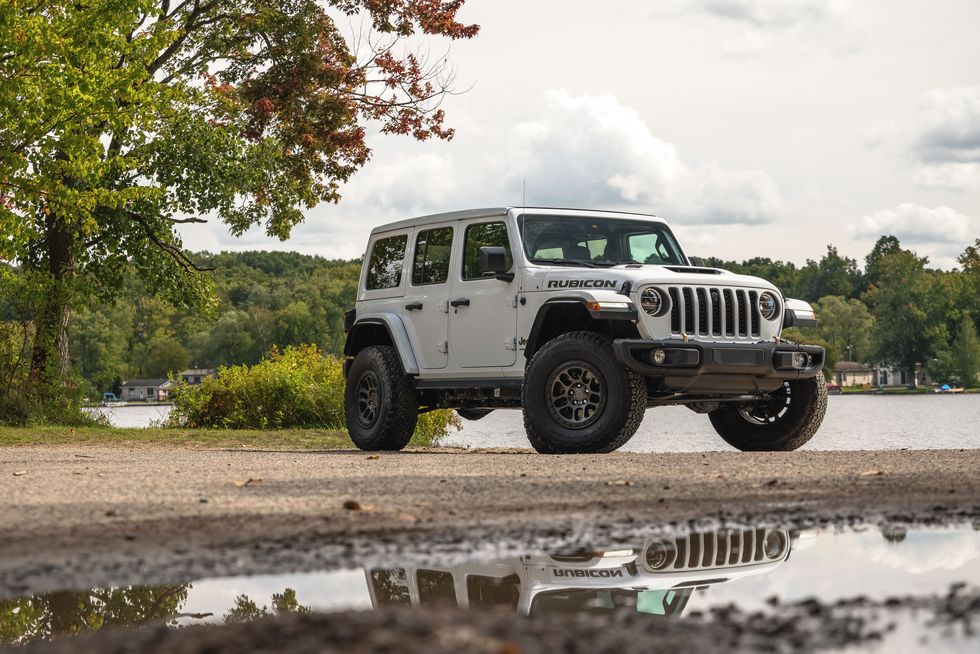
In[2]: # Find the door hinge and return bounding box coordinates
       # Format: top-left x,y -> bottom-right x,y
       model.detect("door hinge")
437,340 -> 448,354
509,294 -> 519,308
441,300 -> 449,313
504,337 -> 518,350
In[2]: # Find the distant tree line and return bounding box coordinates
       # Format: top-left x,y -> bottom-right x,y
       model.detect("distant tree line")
2,234 -> 979,421
706,236 -> 980,386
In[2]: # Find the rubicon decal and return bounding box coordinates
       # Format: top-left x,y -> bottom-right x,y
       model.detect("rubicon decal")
546,279 -> 618,289
552,568 -> 626,578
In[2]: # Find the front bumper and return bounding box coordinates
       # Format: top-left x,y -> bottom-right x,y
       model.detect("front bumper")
612,339 -> 825,382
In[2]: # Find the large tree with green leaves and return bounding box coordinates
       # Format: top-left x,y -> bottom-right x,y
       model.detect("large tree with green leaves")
812,295 -> 874,363
865,249 -> 949,372
0,0 -> 476,398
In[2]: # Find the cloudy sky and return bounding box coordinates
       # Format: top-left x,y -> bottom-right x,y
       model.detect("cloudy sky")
180,0 -> 980,269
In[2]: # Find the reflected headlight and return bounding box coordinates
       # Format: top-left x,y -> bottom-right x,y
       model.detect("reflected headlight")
764,530 -> 788,559
644,540 -> 677,570
640,287 -> 668,317
759,292 -> 779,321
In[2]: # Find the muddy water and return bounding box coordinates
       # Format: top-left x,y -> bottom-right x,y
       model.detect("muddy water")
2,524 -> 978,651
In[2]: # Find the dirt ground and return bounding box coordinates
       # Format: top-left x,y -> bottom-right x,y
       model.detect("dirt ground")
1,446 -> 979,597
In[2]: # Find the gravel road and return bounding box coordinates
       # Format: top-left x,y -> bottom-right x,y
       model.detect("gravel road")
2,446 -> 979,596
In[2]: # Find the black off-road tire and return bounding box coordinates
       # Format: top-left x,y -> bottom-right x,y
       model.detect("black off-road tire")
344,346 -> 418,451
708,374 -> 828,451
457,408 -> 493,421
522,332 -> 646,454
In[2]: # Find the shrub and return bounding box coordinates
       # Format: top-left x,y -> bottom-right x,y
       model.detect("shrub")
168,345 -> 460,446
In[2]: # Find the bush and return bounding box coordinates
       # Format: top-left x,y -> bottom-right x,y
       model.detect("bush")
168,345 -> 460,446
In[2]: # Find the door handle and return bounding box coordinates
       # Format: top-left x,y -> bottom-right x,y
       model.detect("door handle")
405,302 -> 423,311
450,298 -> 470,307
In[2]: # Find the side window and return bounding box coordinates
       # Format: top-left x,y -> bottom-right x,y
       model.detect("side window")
412,227 -> 453,286
369,569 -> 411,606
366,234 -> 408,290
462,221 -> 512,280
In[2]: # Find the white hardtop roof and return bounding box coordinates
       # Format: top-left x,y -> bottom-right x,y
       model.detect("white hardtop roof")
370,207 -> 667,235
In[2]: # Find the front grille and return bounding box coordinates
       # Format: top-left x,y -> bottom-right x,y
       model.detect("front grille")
644,529 -> 786,572
666,286 -> 762,339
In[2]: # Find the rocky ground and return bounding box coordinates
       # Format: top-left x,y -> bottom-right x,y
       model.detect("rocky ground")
1,446 -> 979,651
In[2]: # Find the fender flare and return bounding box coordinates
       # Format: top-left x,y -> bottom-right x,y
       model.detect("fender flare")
525,293 -> 638,358
344,314 -> 420,376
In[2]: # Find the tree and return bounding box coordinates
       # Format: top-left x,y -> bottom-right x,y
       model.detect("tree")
799,245 -> 863,301
0,1 -> 478,404
864,235 -> 902,290
954,316 -> 980,387
865,250 -> 947,372
811,295 -> 874,363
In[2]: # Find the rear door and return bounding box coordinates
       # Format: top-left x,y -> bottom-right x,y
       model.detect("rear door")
449,219 -> 518,368
401,223 -> 454,369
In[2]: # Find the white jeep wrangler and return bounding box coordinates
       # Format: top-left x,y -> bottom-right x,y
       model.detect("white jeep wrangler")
343,207 -> 826,454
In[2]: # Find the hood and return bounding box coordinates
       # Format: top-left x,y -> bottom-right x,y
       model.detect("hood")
526,264 -> 780,294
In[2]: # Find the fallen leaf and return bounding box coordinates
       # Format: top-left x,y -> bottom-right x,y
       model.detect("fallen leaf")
764,479 -> 779,487
365,454 -> 380,460
343,499 -> 376,511
605,480 -> 632,486
234,478 -> 262,487
13,470 -> 27,477
860,470 -> 885,477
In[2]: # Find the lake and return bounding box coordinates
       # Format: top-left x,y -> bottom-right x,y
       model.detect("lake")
88,394 -> 980,451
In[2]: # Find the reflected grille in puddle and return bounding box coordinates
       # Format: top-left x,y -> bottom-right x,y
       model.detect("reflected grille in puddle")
1,524 -> 978,651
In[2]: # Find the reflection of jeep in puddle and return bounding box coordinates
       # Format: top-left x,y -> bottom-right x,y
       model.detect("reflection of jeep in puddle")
367,527 -> 815,617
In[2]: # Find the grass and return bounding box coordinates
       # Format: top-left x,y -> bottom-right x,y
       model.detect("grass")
0,424 -> 355,450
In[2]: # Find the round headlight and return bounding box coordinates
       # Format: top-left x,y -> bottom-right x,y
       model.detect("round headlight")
759,292 -> 779,321
640,288 -> 666,316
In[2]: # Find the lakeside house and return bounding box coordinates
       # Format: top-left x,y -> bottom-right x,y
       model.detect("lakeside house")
834,362 -> 935,389
120,369 -> 216,402
179,368 -> 215,385
835,361 -> 874,387
120,379 -> 170,402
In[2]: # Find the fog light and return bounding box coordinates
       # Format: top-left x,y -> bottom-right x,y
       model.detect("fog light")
652,349 -> 666,365
792,352 -> 809,368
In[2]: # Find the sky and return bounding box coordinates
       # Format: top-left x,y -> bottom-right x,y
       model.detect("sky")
178,0 -> 980,269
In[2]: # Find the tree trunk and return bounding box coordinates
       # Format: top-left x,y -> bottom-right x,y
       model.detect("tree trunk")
28,213 -> 76,388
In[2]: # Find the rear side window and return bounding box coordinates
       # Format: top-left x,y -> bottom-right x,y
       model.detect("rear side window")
412,227 -> 453,285
462,222 -> 512,280
366,234 -> 408,290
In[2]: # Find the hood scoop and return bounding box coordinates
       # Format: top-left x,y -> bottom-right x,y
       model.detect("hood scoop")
664,266 -> 723,275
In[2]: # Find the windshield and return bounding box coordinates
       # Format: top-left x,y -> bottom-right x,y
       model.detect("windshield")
528,587 -> 693,617
518,215 -> 687,267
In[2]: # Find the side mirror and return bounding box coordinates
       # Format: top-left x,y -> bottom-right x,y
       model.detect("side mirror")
688,256 -> 705,267
478,246 -> 513,281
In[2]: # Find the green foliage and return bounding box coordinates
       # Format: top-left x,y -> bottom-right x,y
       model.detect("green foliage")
954,316 -> 980,387
0,0 -> 477,396
224,588 -> 310,624
0,585 -> 188,646
865,249 -> 951,371
811,295 -> 874,363
169,344 -> 460,445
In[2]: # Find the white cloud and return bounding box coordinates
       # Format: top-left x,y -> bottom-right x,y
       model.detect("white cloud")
910,86 -> 980,190
693,0 -> 854,28
854,203 -> 975,245
506,90 -> 784,225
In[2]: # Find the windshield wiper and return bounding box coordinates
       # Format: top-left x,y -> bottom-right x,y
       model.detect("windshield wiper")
530,258 -> 598,268
610,259 -> 642,265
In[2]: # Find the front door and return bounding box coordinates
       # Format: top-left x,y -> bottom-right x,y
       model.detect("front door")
401,223 -> 454,369
450,219 -> 518,368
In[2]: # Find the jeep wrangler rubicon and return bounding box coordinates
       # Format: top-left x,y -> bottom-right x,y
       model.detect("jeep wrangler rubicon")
342,207 -> 826,454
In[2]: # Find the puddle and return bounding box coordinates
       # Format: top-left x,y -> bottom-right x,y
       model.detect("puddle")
2,524 -> 978,651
